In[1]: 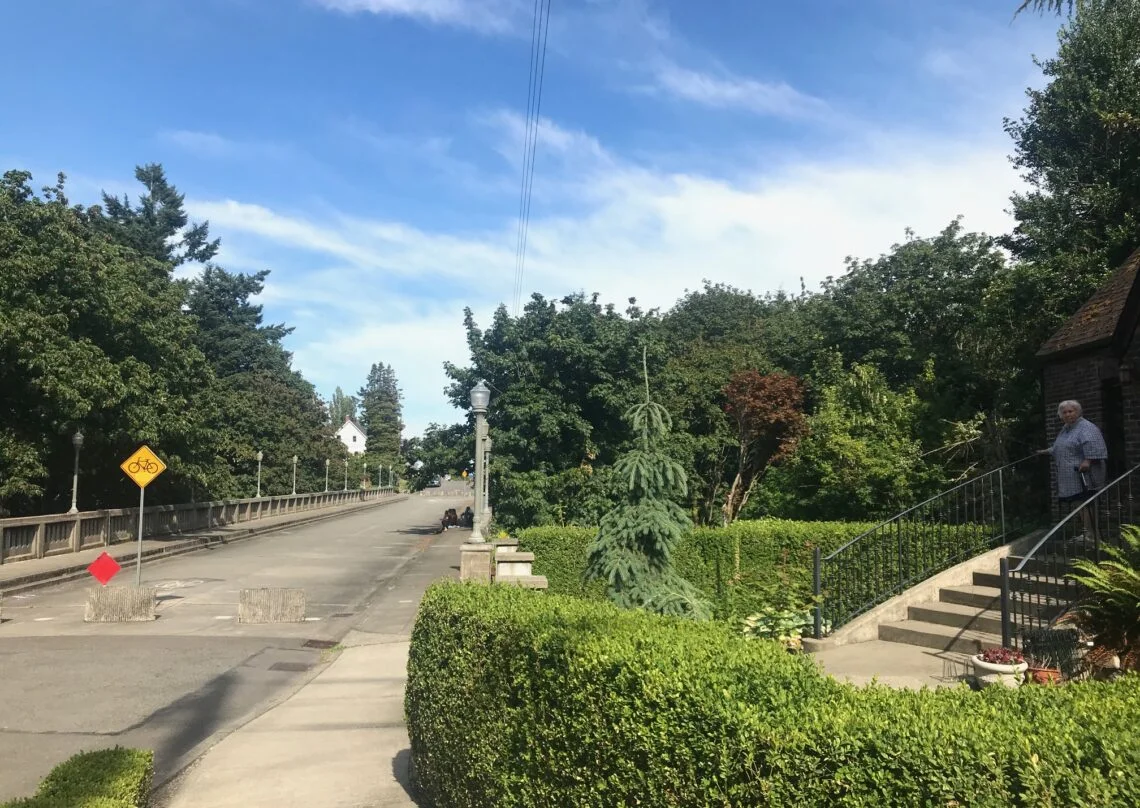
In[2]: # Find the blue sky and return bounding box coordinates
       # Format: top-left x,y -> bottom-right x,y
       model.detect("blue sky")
1,0 -> 1062,435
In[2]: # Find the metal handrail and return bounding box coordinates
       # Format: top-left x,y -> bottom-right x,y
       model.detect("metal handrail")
821,453 -> 1041,563
813,452 -> 1050,638
999,462 -> 1140,648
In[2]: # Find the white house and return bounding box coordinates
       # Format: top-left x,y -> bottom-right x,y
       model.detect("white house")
336,417 -> 367,455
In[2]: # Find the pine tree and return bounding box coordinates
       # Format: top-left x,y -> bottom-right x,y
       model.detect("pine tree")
585,348 -> 711,619
329,387 -> 358,426
358,362 -> 403,458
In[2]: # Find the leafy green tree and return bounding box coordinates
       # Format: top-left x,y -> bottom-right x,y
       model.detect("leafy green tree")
404,423 -> 471,490
329,386 -> 358,427
585,351 -> 710,619
357,362 -> 403,459
0,170 -> 221,512
1003,0 -> 1140,315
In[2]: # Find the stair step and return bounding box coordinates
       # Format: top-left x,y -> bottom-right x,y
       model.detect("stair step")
973,571 -> 1074,597
939,584 -> 1000,610
495,574 -> 549,590
879,619 -> 1002,654
908,602 -> 1004,634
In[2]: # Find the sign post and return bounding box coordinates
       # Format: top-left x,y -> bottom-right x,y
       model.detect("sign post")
120,445 -> 167,586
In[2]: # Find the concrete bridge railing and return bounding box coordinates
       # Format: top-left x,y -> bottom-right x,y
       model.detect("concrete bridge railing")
0,488 -> 398,564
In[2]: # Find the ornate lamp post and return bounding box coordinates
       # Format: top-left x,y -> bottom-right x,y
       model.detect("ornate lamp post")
292,455 -> 298,495
388,464 -> 393,492
343,457 -> 349,491
67,430 -> 84,514
324,458 -> 330,493
364,461 -> 369,491
255,451 -> 264,498
469,381 -> 491,541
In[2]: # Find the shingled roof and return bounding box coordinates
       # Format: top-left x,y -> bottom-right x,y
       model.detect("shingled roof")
1037,247 -> 1140,360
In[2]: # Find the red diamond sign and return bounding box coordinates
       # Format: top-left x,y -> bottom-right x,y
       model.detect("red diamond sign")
87,552 -> 122,586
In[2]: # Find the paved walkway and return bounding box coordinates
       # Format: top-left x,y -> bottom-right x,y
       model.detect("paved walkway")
156,523 -> 466,807
812,640 -> 974,688
0,495 -> 404,593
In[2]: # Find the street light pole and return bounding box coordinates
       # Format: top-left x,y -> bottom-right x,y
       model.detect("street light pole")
255,451 -> 263,498
292,455 -> 298,495
388,464 -> 393,492
324,458 -> 330,493
469,381 -> 491,542
68,430 -> 84,514
343,457 -> 348,491
364,461 -> 368,491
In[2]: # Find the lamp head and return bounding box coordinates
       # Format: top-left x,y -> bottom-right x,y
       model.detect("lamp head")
72,430 -> 84,449
256,451 -> 263,462
469,380 -> 491,412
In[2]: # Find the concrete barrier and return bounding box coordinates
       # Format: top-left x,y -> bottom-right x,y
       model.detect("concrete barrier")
239,588 -> 307,623
84,586 -> 156,622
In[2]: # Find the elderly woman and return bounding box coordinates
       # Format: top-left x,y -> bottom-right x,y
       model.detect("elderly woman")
1044,400 -> 1108,507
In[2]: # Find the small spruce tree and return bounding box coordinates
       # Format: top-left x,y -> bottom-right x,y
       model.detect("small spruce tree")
585,349 -> 711,619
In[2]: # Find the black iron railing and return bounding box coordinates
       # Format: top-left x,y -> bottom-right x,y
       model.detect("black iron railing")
813,454 -> 1051,638
1000,463 -> 1140,649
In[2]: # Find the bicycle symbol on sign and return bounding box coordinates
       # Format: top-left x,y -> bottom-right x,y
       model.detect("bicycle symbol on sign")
128,457 -> 161,475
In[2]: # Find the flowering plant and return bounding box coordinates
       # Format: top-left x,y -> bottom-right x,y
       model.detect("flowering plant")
979,646 -> 1025,665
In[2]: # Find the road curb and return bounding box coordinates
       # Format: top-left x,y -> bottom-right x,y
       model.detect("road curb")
0,496 -> 408,597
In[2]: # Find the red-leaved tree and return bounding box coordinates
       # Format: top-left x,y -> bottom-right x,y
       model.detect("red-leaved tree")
722,371 -> 807,527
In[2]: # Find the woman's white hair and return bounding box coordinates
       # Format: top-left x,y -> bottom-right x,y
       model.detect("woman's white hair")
1057,400 -> 1083,418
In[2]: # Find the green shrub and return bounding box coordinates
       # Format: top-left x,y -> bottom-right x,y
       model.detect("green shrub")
519,519 -> 875,619
1,748 -> 153,808
407,583 -> 1140,807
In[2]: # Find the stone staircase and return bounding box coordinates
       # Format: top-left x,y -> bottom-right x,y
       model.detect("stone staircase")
878,556 -> 1064,653
493,539 -> 548,589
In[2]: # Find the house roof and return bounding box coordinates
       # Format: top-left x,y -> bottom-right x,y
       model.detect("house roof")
1037,247 -> 1140,360
339,416 -> 366,434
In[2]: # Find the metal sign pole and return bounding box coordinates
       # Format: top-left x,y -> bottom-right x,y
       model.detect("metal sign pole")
135,485 -> 145,586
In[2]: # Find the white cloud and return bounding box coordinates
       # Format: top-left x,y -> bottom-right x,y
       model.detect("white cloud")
191,109 -> 1027,436
650,62 -> 832,120
311,0 -> 520,32
160,130 -> 298,162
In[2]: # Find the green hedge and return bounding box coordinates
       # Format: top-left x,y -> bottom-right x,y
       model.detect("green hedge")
1,747 -> 153,807
406,583 -> 1140,807
518,519 -> 876,618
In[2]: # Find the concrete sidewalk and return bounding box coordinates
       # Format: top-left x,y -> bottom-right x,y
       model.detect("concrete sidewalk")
156,525 -> 466,808
0,495 -> 406,595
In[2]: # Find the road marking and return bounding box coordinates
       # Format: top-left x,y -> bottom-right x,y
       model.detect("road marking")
214,615 -> 234,620
304,617 -> 321,621
399,600 -> 414,604
33,617 -> 54,622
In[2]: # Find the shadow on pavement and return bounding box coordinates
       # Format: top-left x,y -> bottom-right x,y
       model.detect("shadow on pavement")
396,526 -> 444,536
392,748 -> 422,806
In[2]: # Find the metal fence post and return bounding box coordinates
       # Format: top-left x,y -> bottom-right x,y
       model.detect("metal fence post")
998,468 -> 1007,540
812,546 -> 822,640
999,556 -> 1011,648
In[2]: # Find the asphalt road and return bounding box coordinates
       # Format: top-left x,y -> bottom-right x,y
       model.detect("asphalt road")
0,484 -> 471,803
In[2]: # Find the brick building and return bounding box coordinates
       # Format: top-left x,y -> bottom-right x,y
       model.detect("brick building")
1038,247 -> 1140,476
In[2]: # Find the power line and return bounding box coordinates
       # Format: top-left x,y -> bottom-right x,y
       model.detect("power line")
511,0 -> 553,318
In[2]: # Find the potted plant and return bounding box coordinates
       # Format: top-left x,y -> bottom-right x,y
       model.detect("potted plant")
972,646 -> 1027,688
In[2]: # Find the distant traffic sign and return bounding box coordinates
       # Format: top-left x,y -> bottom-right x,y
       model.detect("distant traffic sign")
120,445 -> 166,489
88,552 -> 121,586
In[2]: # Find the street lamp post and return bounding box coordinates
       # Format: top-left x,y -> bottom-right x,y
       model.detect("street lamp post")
343,457 -> 348,491
67,430 -> 84,514
388,464 -> 393,492
255,451 -> 263,498
469,381 -> 491,542
292,455 -> 298,495
364,461 -> 368,491
324,458 -> 330,493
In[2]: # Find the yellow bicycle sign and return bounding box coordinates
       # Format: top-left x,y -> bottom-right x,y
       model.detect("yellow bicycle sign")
121,445 -> 167,489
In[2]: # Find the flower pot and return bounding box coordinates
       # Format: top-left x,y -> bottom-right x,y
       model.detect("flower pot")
972,654 -> 1028,688
1027,666 -> 1062,685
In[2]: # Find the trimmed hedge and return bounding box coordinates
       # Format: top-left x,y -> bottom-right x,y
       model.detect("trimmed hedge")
1,748 -> 153,808
407,582 -> 1140,807
518,519 -> 876,617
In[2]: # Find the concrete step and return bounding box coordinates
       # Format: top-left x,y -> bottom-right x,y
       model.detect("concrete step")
908,601 -> 1004,635
939,584 -> 999,610
879,619 -> 1002,654
495,574 -> 548,590
973,570 -> 1072,598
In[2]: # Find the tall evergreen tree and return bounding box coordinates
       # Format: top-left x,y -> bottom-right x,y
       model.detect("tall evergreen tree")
585,349 -> 710,619
357,362 -> 403,458
329,387 -> 358,426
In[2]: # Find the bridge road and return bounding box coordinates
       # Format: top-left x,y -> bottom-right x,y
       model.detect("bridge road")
0,484 -> 471,803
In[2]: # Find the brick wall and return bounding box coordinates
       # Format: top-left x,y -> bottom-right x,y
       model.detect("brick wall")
1041,353 -> 1108,447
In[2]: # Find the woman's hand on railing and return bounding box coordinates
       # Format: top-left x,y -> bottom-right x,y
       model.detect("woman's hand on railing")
1036,448 -> 1052,456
